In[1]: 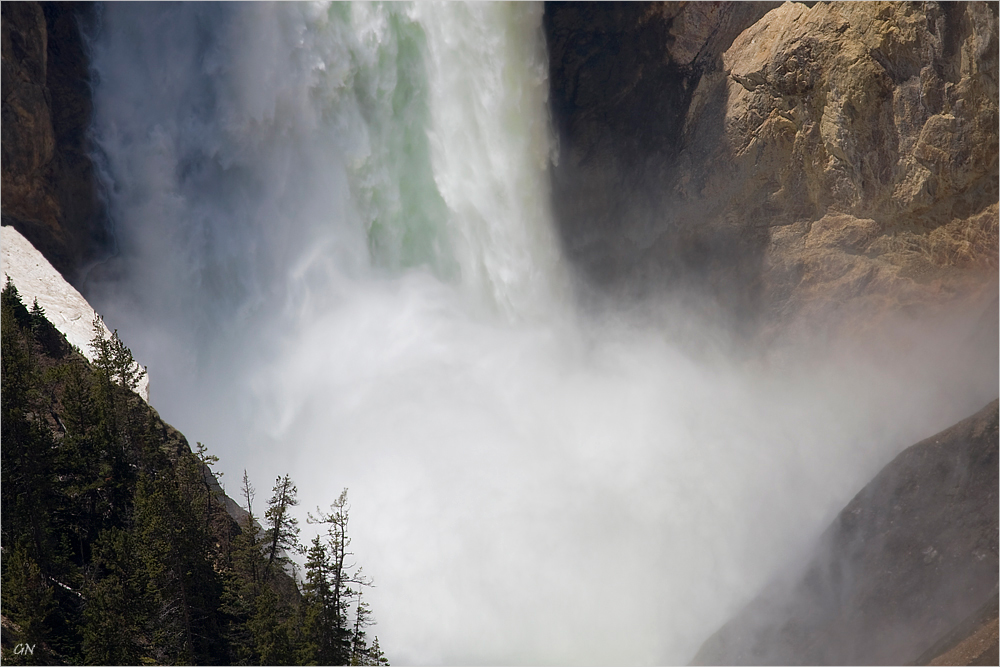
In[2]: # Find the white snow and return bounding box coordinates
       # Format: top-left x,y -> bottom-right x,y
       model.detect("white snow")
1,225 -> 150,402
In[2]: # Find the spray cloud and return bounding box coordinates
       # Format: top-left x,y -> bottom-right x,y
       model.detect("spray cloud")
83,3 -> 996,664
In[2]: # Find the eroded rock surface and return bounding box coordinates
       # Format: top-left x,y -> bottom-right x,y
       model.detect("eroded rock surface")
691,400 -> 999,665
1,1 -> 109,283
545,1 -> 998,335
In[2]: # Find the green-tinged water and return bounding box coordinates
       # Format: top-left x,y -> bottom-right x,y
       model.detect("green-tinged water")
336,4 -> 456,279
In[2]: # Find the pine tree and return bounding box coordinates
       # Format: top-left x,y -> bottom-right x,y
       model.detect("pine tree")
349,591 -> 374,665
1,280 -> 59,575
193,441 -> 223,534
222,471 -> 267,664
307,489 -> 376,665
3,281 -> 391,665
367,636 -> 390,666
299,535 -> 339,664
133,469 -> 227,664
247,585 -> 297,665
29,297 -> 46,337
1,542 -> 55,665
81,528 -> 145,665
55,359 -> 102,567
263,474 -> 300,584
87,314 -> 139,528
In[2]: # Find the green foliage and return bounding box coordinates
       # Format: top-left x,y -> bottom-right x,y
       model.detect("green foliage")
349,592 -> 374,665
1,542 -> 55,665
301,489 -> 385,666
1,278 -> 389,665
88,313 -> 147,394
366,637 -> 390,666
299,536 -> 341,665
82,528 -> 145,665
264,475 -> 301,584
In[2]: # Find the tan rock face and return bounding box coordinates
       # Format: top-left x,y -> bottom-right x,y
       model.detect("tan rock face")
546,1 -> 998,335
1,1 -> 109,283
713,1 -> 998,330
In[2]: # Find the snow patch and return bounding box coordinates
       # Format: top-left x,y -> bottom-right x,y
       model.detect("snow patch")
1,226 -> 150,402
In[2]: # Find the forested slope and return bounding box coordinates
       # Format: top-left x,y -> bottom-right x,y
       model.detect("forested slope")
0,279 -> 388,666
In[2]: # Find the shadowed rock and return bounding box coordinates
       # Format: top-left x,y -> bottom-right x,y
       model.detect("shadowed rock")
2,1 -> 111,284
692,399 -> 999,665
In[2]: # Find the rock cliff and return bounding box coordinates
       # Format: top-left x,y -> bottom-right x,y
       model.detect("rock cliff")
545,1 -> 998,335
545,4 -> 998,663
691,400 -> 999,665
1,1 -> 110,284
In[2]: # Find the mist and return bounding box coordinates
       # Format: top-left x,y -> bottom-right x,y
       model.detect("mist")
80,3 -> 997,664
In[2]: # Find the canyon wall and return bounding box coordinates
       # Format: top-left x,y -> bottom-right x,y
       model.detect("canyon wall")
544,3 -> 998,662
1,1 -> 110,284
2,2 -> 997,664
692,399 -> 999,665
545,1 -> 998,336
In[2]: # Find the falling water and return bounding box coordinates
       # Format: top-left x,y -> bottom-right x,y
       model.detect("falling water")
83,3 -> 994,664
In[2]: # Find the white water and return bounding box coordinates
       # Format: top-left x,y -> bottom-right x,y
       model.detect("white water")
83,3 -> 995,664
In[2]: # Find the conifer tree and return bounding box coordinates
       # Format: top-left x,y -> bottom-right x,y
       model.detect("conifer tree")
2,280 -> 390,665
133,469 -> 226,664
247,585 -> 297,666
1,281 -> 59,573
194,441 -> 223,534
263,474 -> 301,584
307,488 -> 376,664
367,636 -> 390,666
87,314 -> 140,527
82,528 -> 145,665
349,591 -> 374,665
222,471 -> 267,664
1,542 -> 55,665
299,535 -> 340,664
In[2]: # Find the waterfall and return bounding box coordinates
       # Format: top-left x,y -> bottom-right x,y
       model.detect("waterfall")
83,3 -> 977,664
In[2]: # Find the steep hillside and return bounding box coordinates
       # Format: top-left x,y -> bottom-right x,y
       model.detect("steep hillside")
0,279 -> 386,665
692,400 -> 999,665
2,225 -> 149,402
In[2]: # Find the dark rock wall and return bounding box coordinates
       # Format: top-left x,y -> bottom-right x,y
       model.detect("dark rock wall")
2,1 -> 109,284
691,400 -> 999,665
545,1 -> 779,323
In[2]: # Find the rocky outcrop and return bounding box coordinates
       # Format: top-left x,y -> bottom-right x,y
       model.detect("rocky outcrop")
691,400 -> 999,665
545,1 -> 998,334
1,1 -> 110,284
